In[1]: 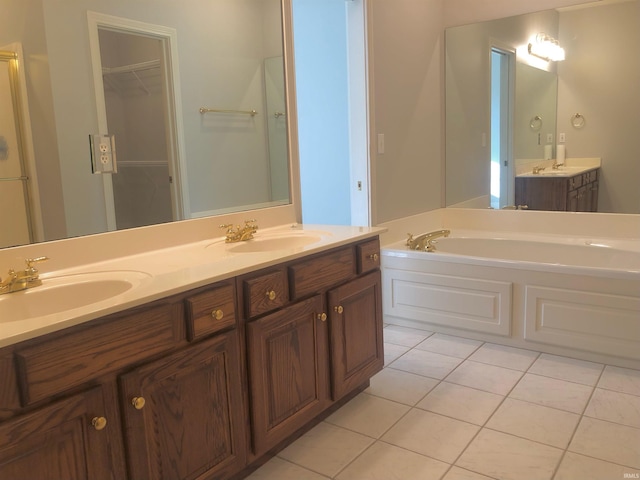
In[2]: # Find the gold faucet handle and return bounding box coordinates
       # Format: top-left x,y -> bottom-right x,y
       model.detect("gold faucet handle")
405,233 -> 414,246
25,256 -> 49,268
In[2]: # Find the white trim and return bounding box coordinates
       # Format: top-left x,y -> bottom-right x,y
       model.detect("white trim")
86,11 -> 190,230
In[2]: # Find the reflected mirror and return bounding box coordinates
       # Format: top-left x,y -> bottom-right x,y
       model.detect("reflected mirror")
0,0 -> 292,249
445,0 -> 640,214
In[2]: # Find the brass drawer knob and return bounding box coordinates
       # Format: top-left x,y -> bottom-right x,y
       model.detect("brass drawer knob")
91,416 -> 107,431
368,253 -> 379,262
317,313 -> 327,322
132,396 -> 146,410
211,309 -> 224,321
334,305 -> 344,314
266,290 -> 277,301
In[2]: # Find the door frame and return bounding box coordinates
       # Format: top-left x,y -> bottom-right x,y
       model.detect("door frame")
87,11 -> 190,230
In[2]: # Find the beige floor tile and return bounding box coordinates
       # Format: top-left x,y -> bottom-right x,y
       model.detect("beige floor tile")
554,452 -> 639,480
383,325 -> 433,348
325,393 -> 410,439
598,365 -> 640,396
445,360 -> 523,395
457,429 -> 563,480
366,368 -> 439,406
528,353 -> 603,386
384,342 -> 411,366
278,422 -> 374,478
569,417 -> 640,469
335,441 -> 450,480
416,382 -> 503,425
509,373 -> 593,414
486,398 -> 580,448
389,349 -> 463,380
381,409 -> 479,464
246,457 -> 330,479
415,334 -> 482,359
442,466 -> 495,480
585,388 -> 640,428
468,343 -> 539,371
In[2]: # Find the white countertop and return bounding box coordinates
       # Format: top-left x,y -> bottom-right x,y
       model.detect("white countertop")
0,224 -> 384,348
516,165 -> 599,178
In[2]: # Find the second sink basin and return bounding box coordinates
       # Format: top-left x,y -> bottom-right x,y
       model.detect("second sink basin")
207,229 -> 331,254
0,270 -> 151,322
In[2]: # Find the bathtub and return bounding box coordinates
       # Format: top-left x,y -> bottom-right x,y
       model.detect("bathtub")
382,229 -> 640,368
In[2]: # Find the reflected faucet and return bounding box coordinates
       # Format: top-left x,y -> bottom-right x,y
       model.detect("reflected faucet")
406,229 -> 450,252
0,257 -> 49,295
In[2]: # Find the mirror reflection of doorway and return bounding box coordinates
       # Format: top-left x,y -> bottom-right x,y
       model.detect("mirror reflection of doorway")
490,47 -> 514,209
98,29 -> 174,230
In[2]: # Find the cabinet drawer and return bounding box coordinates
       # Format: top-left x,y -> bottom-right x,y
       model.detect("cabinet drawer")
15,303 -> 184,406
569,175 -> 582,191
243,269 -> 288,319
185,282 -> 236,341
357,238 -> 381,274
289,247 -> 355,300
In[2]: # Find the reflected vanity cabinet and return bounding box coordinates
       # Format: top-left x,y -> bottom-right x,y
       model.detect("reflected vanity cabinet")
0,235 -> 383,479
515,168 -> 599,212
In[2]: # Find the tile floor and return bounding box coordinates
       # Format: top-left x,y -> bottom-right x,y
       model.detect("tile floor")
247,325 -> 640,480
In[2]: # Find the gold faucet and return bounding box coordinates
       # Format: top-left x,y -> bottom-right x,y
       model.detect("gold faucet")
219,219 -> 258,243
552,160 -> 564,170
532,166 -> 546,174
0,256 -> 49,295
406,229 -> 450,252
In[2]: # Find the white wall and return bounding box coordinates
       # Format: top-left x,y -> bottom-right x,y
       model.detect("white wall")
557,0 -> 640,214
368,0 -> 444,225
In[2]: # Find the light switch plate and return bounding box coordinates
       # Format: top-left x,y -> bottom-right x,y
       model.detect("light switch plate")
89,134 -> 117,174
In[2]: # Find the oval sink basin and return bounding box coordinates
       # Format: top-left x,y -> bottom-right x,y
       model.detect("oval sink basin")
206,230 -> 330,254
0,270 -> 151,322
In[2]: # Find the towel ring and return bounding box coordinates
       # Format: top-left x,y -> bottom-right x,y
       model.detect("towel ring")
529,115 -> 543,131
571,113 -> 585,129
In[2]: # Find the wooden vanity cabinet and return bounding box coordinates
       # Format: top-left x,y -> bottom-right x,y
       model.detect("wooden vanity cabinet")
0,235 -> 383,480
243,238 -> 384,457
515,168 -> 599,212
119,331 -> 246,480
0,386 -> 114,480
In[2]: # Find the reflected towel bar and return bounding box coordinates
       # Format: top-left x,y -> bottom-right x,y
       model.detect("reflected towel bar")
199,107 -> 257,116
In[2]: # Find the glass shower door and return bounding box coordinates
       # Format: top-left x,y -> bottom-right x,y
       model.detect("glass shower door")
0,51 -> 32,248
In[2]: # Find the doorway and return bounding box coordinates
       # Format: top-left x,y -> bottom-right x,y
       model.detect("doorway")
490,47 -> 514,209
88,13 -> 188,231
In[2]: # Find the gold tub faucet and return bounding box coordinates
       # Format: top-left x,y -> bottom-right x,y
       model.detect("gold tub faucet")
406,230 -> 451,252
0,256 -> 49,295
219,219 -> 258,243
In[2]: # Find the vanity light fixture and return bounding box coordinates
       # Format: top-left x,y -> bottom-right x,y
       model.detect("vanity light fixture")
528,33 -> 565,62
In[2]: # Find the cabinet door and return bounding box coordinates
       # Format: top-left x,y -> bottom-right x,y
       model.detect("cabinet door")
247,295 -> 329,456
0,387 -> 114,480
120,331 -> 246,480
328,271 -> 384,401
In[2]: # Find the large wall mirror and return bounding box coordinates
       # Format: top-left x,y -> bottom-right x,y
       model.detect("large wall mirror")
445,0 -> 639,214
0,0 -> 293,249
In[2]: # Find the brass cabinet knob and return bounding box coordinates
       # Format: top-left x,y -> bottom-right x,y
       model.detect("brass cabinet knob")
334,305 -> 344,314
368,253 -> 379,262
91,416 -> 107,431
266,290 -> 277,301
211,309 -> 224,321
317,313 -> 327,322
131,396 -> 146,410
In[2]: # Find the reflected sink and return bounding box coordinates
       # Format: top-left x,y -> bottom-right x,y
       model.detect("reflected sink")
0,270 -> 151,322
207,230 -> 331,254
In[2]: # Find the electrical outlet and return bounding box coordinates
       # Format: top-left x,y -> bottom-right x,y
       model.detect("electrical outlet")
546,133 -> 553,143
90,134 -> 117,174
559,132 -> 566,143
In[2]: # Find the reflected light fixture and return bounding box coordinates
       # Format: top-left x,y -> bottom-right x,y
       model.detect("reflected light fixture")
528,33 -> 565,62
